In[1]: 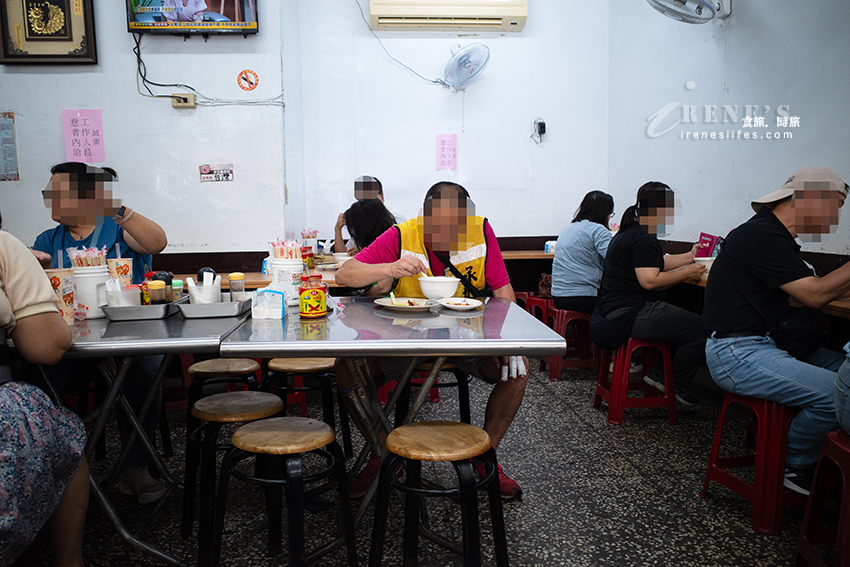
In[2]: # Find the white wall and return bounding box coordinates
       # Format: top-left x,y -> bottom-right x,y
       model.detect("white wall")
608,1 -> 850,253
3,1 -> 849,254
294,0 -> 610,239
0,1 -> 285,252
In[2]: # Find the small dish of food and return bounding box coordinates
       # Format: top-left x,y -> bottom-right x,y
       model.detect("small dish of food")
374,297 -> 439,312
437,298 -> 483,311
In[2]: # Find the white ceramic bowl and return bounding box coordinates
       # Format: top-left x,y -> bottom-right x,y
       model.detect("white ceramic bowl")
332,253 -> 351,264
418,276 -> 460,300
694,257 -> 715,271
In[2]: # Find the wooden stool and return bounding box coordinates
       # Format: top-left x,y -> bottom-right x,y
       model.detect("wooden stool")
594,338 -> 677,425
186,357 -> 260,409
181,391 -> 283,562
796,429 -> 850,565
210,417 -> 358,567
263,357 -> 353,458
369,421 -> 509,567
699,392 -> 806,535
545,308 -> 596,381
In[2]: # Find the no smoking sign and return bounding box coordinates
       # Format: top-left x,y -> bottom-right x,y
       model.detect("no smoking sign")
237,69 -> 259,91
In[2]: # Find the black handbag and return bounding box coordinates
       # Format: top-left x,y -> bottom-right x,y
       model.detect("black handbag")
721,251 -> 824,359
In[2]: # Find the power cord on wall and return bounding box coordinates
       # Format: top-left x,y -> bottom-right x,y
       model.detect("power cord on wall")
349,0 -> 448,87
530,117 -> 545,144
132,33 -> 284,107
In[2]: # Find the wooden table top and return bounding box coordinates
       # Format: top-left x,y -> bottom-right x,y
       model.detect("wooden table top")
685,275 -> 850,319
173,251 -> 551,292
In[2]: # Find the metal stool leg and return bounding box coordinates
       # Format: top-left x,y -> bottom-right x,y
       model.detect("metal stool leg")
456,370 -> 471,424
180,423 -> 203,540
483,449 -> 510,567
455,459 -> 483,567
209,448 -> 246,567
284,454 -> 305,567
403,459 -> 422,566
328,441 -> 358,565
265,456 -> 283,557
368,455 -> 402,567
198,422 -> 224,564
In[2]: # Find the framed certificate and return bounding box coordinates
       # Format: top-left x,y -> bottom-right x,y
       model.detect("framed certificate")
0,0 -> 97,64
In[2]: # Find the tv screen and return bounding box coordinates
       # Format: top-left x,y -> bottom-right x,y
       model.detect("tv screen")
127,1 -> 258,35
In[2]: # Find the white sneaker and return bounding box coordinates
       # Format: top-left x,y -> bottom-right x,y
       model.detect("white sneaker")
609,362 -> 643,374
642,375 -> 699,406
642,375 -> 665,393
119,469 -> 167,504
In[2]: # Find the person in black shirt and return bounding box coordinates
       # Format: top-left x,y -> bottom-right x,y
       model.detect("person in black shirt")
592,182 -> 706,405
704,166 -> 850,495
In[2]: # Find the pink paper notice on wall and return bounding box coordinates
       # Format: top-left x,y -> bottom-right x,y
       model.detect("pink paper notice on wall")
63,109 -> 105,163
436,134 -> 457,170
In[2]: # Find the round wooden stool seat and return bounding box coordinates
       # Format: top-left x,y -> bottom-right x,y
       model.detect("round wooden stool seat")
188,358 -> 259,378
191,391 -> 283,423
386,421 -> 491,462
267,357 -> 335,374
231,417 -> 335,455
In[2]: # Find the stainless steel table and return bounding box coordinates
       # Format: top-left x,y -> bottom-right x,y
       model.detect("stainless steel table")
221,297 -> 566,528
42,313 -> 250,567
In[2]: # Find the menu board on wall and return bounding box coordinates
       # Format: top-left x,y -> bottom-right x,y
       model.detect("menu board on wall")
0,112 -> 19,181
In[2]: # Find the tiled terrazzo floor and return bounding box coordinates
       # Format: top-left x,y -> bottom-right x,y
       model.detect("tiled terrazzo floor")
17,359 -> 811,566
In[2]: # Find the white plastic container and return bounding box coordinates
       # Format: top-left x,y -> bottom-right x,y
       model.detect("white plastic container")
106,287 -> 142,307
189,283 -> 222,304
73,265 -> 109,319
271,258 -> 302,306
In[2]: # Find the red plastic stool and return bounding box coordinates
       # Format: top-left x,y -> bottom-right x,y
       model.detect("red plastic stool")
545,308 -> 595,381
525,296 -> 550,325
594,338 -> 676,425
795,429 -> 850,565
699,393 -> 806,535
526,297 -> 553,370
514,292 -> 529,309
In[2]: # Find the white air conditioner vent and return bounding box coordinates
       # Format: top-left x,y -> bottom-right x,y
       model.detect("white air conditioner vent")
370,0 -> 527,32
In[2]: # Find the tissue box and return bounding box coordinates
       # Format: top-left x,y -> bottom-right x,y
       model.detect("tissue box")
252,285 -> 287,319
544,241 -> 557,254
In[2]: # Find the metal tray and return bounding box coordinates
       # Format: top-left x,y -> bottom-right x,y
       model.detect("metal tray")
177,299 -> 252,319
102,297 -> 188,321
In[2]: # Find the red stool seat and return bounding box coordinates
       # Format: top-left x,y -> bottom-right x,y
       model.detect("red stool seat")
526,297 -> 552,371
593,338 -> 677,425
545,308 -> 596,381
796,429 -> 850,565
514,292 -> 529,309
699,392 -> 806,535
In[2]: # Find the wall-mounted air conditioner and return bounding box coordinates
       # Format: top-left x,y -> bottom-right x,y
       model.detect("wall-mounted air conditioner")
369,0 -> 527,32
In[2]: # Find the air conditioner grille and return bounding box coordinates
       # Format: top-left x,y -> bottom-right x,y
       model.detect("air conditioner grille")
377,17 -> 505,28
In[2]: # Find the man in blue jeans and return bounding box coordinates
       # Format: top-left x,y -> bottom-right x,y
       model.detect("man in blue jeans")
837,347 -> 850,435
704,166 -> 850,495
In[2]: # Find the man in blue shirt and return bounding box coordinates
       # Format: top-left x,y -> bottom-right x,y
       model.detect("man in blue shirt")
33,162 -> 170,504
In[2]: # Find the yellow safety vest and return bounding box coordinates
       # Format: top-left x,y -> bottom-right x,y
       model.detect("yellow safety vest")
393,216 -> 488,298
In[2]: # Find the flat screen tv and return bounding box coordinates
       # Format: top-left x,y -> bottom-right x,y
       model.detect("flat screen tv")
127,1 -> 258,35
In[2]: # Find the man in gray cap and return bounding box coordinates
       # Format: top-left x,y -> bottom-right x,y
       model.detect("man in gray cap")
703,166 -> 850,495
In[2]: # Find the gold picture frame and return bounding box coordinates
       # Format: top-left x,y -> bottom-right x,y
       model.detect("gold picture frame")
1,0 -> 97,64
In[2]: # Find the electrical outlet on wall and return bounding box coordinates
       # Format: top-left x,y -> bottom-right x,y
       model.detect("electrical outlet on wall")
172,93 -> 196,109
